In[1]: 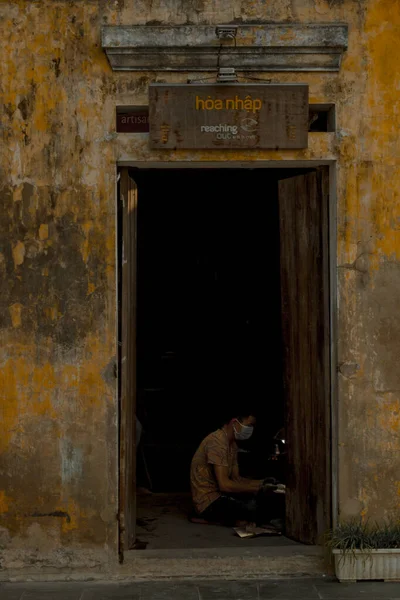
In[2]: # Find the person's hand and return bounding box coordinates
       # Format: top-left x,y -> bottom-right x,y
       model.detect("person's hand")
263,477 -> 278,485
260,482 -> 278,492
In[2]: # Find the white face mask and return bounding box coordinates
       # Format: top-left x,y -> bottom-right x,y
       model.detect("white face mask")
233,420 -> 254,441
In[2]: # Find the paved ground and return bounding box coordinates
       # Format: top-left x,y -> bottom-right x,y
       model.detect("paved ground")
1,579 -> 400,599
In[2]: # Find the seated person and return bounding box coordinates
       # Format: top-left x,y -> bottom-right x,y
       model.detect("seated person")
190,410 -> 283,527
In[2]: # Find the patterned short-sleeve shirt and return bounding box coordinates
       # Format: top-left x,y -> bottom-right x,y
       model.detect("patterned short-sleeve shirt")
190,429 -> 238,514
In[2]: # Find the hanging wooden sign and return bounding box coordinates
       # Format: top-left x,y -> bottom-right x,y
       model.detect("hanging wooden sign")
149,84 -> 308,149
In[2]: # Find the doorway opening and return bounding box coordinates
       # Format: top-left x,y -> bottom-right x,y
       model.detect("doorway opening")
118,166 -> 332,553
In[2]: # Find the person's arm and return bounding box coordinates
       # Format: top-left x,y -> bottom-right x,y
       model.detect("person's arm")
213,464 -> 261,494
232,463 -> 264,489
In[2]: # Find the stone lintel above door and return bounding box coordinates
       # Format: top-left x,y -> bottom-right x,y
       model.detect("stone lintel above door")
101,23 -> 348,72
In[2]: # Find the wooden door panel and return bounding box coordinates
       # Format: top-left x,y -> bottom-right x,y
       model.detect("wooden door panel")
279,170 -> 331,544
119,169 -> 138,553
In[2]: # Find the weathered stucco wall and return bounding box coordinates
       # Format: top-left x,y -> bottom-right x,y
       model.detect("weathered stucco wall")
0,0 -> 121,571
0,0 -> 399,571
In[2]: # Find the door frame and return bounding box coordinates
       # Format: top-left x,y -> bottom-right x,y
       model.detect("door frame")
118,169 -> 138,558
116,160 -> 338,558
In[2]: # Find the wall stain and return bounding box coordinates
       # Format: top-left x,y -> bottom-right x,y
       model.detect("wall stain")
51,57 -> 62,78
30,511 -> 71,524
17,82 -> 37,121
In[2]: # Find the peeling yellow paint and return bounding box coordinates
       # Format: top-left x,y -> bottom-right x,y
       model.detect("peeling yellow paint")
12,241 -> 25,267
44,305 -> 58,321
60,499 -> 80,534
0,360 -> 20,454
39,224 -> 49,240
9,303 -> 22,328
0,491 -> 11,514
80,222 -> 92,263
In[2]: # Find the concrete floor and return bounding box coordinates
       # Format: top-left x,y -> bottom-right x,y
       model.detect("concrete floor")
136,493 -> 299,550
2,579 -> 400,599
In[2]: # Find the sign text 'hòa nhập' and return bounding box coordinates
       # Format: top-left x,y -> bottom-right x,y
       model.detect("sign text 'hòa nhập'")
149,84 -> 309,149
195,94 -> 262,113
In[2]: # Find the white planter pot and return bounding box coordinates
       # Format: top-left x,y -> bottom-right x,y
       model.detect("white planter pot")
333,548 -> 400,582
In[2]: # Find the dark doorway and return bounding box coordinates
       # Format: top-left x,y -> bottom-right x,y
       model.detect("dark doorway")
135,169 -> 284,493
118,166 -> 331,552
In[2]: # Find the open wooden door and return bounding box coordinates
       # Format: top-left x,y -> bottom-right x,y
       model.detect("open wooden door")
279,169 -> 331,545
119,168 -> 138,555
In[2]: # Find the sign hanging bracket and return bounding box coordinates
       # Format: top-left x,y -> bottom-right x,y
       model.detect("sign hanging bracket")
217,67 -> 238,83
215,25 -> 238,40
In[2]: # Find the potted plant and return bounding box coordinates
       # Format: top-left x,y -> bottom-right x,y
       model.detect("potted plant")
326,519 -> 400,582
